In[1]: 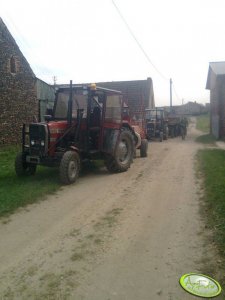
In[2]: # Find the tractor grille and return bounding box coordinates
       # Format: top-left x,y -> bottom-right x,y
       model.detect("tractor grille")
29,124 -> 48,156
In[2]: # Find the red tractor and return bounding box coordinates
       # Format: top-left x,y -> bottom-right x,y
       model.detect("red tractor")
15,82 -> 148,184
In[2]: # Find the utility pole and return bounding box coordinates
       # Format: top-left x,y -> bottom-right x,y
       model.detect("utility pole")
53,76 -> 57,87
170,78 -> 172,112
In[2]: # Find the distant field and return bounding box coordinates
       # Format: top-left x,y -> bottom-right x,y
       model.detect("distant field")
196,113 -> 210,133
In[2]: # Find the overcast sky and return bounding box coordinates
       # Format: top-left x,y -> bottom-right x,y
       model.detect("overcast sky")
1,0 -> 225,106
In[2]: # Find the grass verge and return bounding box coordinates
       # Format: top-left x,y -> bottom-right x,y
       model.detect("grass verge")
195,134 -> 217,145
0,147 -> 105,218
0,146 -> 60,217
197,149 -> 225,286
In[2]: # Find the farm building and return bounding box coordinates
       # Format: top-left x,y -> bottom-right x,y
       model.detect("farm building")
95,78 -> 155,120
179,101 -> 207,115
36,78 -> 55,122
206,61 -> 225,139
57,78 -> 155,121
164,101 -> 208,116
0,17 -> 37,145
0,18 -> 55,145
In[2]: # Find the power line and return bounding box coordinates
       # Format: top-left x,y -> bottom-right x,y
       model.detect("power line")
3,13 -> 33,54
2,13 -> 54,79
111,0 -> 168,81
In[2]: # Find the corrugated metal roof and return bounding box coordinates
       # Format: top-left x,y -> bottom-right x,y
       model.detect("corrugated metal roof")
209,61 -> 225,75
206,61 -> 225,90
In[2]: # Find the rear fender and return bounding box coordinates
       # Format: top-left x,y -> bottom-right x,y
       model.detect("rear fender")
102,128 -> 120,155
134,132 -> 141,149
70,146 -> 79,152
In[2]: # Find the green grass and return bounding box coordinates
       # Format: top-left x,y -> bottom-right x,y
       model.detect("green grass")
197,149 -> 225,258
0,146 -> 60,217
196,113 -> 210,133
195,134 -> 217,145
195,114 -> 217,145
0,146 -> 106,218
197,149 -> 225,289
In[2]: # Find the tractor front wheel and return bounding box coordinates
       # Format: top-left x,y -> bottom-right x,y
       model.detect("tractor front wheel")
15,152 -> 36,176
105,129 -> 134,173
59,151 -> 80,184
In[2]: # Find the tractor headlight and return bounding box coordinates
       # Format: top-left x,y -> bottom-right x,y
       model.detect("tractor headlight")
41,140 -> 45,146
31,140 -> 35,146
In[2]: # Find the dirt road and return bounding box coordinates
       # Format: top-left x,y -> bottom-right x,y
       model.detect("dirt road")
0,119 -> 223,299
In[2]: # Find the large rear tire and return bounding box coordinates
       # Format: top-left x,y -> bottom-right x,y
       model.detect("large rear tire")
140,139 -> 148,157
15,152 -> 36,176
59,151 -> 80,184
105,129 -> 134,173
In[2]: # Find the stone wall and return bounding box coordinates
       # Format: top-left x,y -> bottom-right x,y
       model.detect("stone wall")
0,18 -> 38,146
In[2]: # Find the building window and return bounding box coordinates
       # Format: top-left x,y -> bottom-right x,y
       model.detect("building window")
10,56 -> 17,73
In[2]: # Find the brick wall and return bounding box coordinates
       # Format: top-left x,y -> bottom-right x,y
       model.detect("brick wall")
0,18 -> 38,146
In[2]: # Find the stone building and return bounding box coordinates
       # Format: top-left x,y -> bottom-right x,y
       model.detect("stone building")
206,61 -> 225,139
0,17 -> 38,145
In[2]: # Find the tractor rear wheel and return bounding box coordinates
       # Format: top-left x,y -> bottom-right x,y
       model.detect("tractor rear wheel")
59,151 -> 80,184
105,129 -> 134,173
140,139 -> 148,157
15,152 -> 37,176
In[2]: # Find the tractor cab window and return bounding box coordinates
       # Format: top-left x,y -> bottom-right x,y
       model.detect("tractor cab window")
54,92 -> 69,119
105,95 -> 122,123
54,90 -> 88,119
72,94 -> 87,118
91,96 -> 103,112
146,109 -> 164,122
89,97 -> 102,128
146,110 -> 156,120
